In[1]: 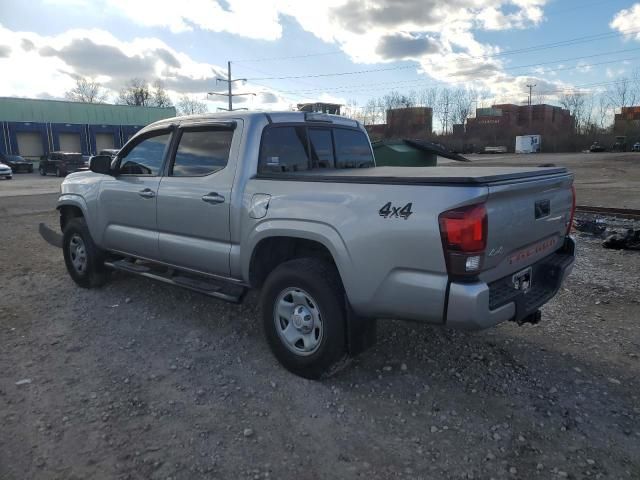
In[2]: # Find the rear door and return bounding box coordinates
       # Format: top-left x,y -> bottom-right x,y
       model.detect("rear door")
156,123 -> 238,276
97,129 -> 172,259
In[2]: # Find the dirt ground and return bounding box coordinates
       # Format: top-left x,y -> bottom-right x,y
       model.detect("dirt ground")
458,152 -> 640,210
0,193 -> 639,480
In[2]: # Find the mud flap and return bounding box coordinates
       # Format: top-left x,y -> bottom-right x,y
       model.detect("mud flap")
39,223 -> 63,248
345,302 -> 377,356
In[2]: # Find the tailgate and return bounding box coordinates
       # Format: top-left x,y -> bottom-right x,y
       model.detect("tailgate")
480,172 -> 574,283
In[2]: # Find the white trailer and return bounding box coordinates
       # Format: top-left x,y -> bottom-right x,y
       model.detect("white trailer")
515,135 -> 542,153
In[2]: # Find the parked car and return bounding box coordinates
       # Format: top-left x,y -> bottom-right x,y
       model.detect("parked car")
55,111 -> 576,378
590,141 -> 606,153
633,142 -> 640,152
0,161 -> 12,179
39,151 -> 86,177
0,153 -> 33,173
482,146 -> 508,154
98,148 -> 120,158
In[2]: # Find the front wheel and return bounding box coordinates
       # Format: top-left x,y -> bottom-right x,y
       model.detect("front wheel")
39,167 -> 46,176
261,258 -> 347,379
62,217 -> 108,288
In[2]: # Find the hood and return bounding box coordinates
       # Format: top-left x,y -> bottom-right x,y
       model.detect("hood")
0,162 -> 10,168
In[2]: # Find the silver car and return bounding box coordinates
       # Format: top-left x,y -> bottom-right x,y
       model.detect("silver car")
0,161 -> 13,179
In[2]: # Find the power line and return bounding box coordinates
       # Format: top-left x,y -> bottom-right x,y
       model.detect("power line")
264,48 -> 640,95
245,27 -> 640,81
233,50 -> 343,64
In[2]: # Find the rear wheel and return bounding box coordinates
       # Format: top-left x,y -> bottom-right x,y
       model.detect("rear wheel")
56,167 -> 62,177
261,258 -> 347,379
39,166 -> 46,176
63,217 -> 108,288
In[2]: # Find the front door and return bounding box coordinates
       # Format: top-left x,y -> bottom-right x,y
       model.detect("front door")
98,130 -> 172,259
156,124 -> 237,276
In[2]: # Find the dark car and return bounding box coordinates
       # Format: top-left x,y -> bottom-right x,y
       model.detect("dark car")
0,153 -> 33,173
589,141 -> 606,153
39,151 -> 86,177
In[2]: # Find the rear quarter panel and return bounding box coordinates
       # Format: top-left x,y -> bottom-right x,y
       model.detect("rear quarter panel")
239,178 -> 489,321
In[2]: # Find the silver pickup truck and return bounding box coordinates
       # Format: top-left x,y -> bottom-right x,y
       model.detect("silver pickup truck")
57,111 -> 576,378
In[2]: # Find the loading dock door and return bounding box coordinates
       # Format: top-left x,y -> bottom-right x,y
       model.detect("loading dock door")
59,133 -> 81,153
95,133 -> 115,152
16,132 -> 45,159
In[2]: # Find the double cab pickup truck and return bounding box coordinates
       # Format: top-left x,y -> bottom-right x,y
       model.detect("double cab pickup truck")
57,111 -> 576,378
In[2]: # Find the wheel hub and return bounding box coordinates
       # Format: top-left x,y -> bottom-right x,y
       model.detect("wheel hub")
292,305 -> 313,333
273,288 -> 323,356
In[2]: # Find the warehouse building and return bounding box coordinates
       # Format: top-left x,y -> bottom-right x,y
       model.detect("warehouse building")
0,97 -> 176,159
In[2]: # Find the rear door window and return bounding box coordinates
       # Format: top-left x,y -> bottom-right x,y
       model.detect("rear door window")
333,128 -> 374,168
259,126 -> 309,173
308,129 -> 335,169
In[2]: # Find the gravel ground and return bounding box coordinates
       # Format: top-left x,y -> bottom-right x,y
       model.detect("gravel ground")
0,195 -> 639,480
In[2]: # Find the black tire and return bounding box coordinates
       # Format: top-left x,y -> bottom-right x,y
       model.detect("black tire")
28,167 -> 33,173
62,217 -> 108,288
261,258 -> 347,379
56,167 -> 62,177
39,167 -> 46,176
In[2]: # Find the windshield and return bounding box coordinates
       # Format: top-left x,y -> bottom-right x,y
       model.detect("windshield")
64,154 -> 84,162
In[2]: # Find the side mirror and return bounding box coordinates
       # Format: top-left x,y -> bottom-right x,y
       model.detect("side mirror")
89,155 -> 113,175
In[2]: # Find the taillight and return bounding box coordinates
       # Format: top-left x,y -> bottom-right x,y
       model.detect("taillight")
439,204 -> 488,276
567,184 -> 576,235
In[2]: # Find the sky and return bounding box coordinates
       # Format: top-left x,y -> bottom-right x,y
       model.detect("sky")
1,0 -> 640,114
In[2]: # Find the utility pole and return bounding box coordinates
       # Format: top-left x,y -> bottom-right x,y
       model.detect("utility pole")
526,84 -> 537,130
527,84 -> 536,106
208,61 -> 255,111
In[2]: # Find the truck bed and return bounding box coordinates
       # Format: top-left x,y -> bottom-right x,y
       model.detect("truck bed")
255,166 -> 568,185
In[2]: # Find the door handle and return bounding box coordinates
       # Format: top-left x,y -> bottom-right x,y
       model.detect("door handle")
138,188 -> 155,199
202,192 -> 225,204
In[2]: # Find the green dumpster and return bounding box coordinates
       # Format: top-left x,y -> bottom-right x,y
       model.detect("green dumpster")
372,140 -> 437,167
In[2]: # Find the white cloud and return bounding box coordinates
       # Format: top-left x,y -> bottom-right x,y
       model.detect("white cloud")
0,24 -> 290,109
610,4 -> 640,41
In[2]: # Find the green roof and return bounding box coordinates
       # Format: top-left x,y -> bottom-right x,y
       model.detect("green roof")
0,97 -> 176,125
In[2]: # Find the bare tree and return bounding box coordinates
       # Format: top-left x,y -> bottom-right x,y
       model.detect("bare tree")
607,77 -> 636,114
65,77 -> 108,103
559,92 -> 587,134
596,94 -> 612,131
451,88 -> 475,126
151,80 -> 173,108
435,88 -> 453,134
416,87 -> 438,109
117,78 -> 151,106
177,95 -> 208,116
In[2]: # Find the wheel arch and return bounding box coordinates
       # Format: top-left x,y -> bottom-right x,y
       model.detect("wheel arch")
244,221 -> 354,296
57,195 -> 90,233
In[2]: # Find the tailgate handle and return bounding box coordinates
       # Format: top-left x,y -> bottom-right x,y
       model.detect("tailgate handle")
535,199 -> 551,219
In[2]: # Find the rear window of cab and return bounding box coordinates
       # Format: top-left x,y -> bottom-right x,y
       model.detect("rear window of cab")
259,125 -> 374,173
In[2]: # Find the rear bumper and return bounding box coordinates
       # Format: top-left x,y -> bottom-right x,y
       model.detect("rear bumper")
446,237 -> 575,330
